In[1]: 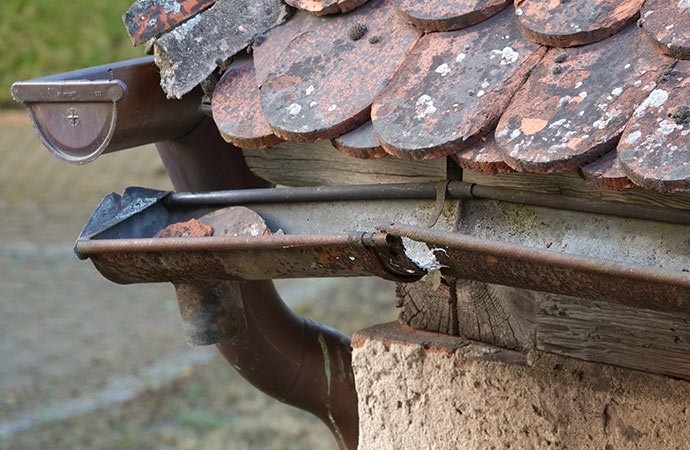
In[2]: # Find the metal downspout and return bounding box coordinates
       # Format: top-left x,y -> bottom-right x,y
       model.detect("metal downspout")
155,119 -> 359,450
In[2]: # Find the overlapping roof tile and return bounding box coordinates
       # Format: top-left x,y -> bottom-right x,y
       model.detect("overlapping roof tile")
125,0 -> 690,194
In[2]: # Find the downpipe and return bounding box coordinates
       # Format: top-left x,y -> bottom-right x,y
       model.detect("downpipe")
156,119 -> 359,450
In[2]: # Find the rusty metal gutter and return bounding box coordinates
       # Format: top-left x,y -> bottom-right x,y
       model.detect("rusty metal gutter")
11,57 -> 204,164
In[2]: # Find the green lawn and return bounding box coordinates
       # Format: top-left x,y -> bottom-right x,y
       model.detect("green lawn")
1,0 -> 144,106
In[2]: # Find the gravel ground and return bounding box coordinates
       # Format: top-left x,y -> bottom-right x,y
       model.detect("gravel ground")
0,110 -> 397,449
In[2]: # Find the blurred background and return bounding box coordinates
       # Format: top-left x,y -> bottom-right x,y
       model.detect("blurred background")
0,1 -> 396,448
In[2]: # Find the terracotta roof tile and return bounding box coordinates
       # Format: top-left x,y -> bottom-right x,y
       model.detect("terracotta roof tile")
212,56 -> 283,149
393,0 -> 511,32
640,0 -> 690,60
496,26 -> 671,173
331,121 -> 387,159
259,0 -> 420,142
581,151 -> 635,191
372,8 -> 546,160
618,60 -> 690,192
123,0 -> 216,46
125,0 -> 690,194
285,0 -> 370,16
515,0 -> 644,47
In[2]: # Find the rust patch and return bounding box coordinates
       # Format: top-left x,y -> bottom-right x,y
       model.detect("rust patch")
453,132 -> 514,174
331,121 -> 387,159
285,0 -> 370,16
581,151 -> 635,191
515,0 -> 644,47
393,0 -> 511,32
496,26 -> 672,173
640,0 -> 690,60
155,218 -> 213,238
372,8 -> 546,160
212,56 -> 283,149
618,61 -> 690,192
123,0 -> 216,46
258,0 -> 421,142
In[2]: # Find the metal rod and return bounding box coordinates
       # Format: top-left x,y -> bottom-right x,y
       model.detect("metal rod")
164,181 -> 690,226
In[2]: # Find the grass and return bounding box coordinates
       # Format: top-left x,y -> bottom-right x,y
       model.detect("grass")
1,0 -> 144,106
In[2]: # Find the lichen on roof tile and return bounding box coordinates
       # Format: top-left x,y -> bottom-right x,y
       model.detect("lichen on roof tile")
258,0 -> 421,143
123,0 -> 217,46
332,121 -> 387,159
285,0 -> 370,16
640,0 -> 690,60
212,55 -> 284,149
393,0 -> 511,32
515,0 -> 644,47
496,25 -> 672,174
154,0 -> 289,98
371,8 -> 546,160
617,61 -> 690,192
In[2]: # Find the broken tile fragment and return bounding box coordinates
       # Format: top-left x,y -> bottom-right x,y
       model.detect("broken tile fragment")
618,60 -> 690,192
212,56 -> 283,149
372,8 -> 545,160
640,0 -> 690,60
454,132 -> 513,174
260,0 -> 420,142
581,151 -> 634,191
393,0 -> 510,32
331,121 -> 387,159
515,0 -> 644,47
123,0 -> 217,46
496,26 -> 672,173
154,0 -> 289,98
285,0 -> 369,16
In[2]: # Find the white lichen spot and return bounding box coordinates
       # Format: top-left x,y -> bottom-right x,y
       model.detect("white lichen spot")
644,10 -> 655,18
634,80 -> 642,87
456,53 -> 466,63
481,80 -> 490,89
625,130 -> 642,145
574,81 -> 583,89
328,104 -> 337,112
509,129 -> 522,141
549,118 -> 567,129
659,120 -> 679,135
146,18 -> 158,27
679,0 -> 690,9
516,8 -> 523,15
492,47 -> 519,65
309,101 -> 318,108
611,87 -> 623,97
624,64 -> 631,70
477,90 -> 485,97
414,95 -> 437,119
558,96 -> 572,107
497,127 -> 509,138
643,82 -> 656,91
578,91 -> 588,99
170,14 -> 202,40
666,24 -> 675,30
287,103 -> 302,115
634,89 -> 669,117
435,63 -> 451,77
306,85 -> 315,96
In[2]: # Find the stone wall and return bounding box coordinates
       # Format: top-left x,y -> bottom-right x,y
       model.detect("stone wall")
352,322 -> 690,450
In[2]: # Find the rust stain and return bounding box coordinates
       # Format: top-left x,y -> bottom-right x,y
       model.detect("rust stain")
515,0 -> 644,47
393,0 -> 511,32
123,0 -> 216,46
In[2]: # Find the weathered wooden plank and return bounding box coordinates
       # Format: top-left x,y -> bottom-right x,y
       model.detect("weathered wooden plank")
496,26 -> 672,173
123,0 -> 216,46
536,293 -> 690,381
581,151 -> 634,191
372,8 -> 545,160
453,132 -> 513,174
241,140 -> 446,186
397,279 -> 690,380
462,170 -> 690,211
212,56 -> 283,149
259,0 -> 420,142
393,0 -> 511,32
154,0 -> 289,98
514,0 -> 644,47
640,0 -> 690,60
331,121 -> 387,159
284,0 -> 369,15
618,61 -> 690,192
